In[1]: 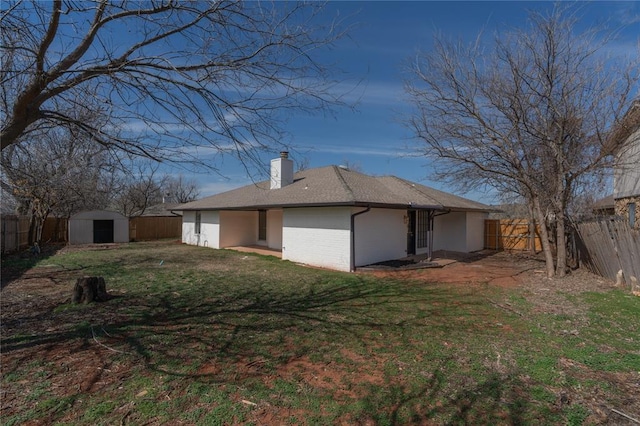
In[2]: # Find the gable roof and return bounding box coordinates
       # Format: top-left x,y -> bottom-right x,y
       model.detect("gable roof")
176,166 -> 491,212
606,99 -> 640,154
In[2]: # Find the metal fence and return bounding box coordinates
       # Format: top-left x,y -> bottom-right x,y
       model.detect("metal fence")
575,218 -> 640,286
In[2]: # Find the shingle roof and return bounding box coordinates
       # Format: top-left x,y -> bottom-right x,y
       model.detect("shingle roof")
141,202 -> 181,217
175,166 -> 491,212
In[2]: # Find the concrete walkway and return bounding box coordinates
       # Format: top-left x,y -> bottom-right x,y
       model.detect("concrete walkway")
227,245 -> 282,258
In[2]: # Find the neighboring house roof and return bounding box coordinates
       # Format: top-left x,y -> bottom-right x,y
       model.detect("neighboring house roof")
592,194 -> 615,211
607,100 -> 640,153
176,165 -> 491,212
141,202 -> 181,217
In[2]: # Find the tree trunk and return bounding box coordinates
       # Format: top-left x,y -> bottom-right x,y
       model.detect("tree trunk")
555,210 -> 567,277
533,197 -> 555,278
72,277 -> 109,304
527,201 -> 537,254
27,215 -> 37,246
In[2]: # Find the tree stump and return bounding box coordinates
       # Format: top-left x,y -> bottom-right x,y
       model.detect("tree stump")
73,276 -> 109,304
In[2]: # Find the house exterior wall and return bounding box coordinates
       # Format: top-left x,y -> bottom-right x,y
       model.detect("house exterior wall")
220,211 -> 257,247
282,207 -> 352,271
353,208 -> 406,267
431,211 -> 488,253
432,212 -> 467,252
68,210 -> 128,244
614,127 -> 640,199
182,210 -> 220,248
615,196 -> 640,229
267,209 -> 283,249
466,211 -> 488,252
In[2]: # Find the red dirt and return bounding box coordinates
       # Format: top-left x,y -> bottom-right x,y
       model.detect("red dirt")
365,251 -> 542,288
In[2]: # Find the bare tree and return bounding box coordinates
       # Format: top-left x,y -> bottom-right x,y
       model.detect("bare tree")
163,175 -> 200,204
1,127 -> 115,244
1,1 -> 349,170
405,5 -> 638,278
111,164 -> 164,217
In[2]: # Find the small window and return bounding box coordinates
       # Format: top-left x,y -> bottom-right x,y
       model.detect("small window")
258,210 -> 267,240
629,203 -> 636,228
195,211 -> 201,234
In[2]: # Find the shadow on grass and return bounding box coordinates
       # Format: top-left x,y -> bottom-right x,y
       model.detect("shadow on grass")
354,363 -> 531,425
1,243 -> 68,289
0,257 -> 543,425
1,276 -> 486,368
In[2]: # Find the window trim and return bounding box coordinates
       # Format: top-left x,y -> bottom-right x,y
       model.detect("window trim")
195,211 -> 201,234
258,210 -> 267,241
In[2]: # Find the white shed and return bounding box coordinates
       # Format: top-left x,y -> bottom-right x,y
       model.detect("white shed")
69,210 -> 129,244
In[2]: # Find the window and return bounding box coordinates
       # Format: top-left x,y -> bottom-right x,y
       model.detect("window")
629,203 -> 636,228
195,211 -> 201,234
258,210 -> 267,240
417,210 -> 430,248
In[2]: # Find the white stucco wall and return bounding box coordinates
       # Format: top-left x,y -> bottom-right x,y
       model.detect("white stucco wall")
432,211 -> 488,253
282,207 -> 352,271
353,208 -> 406,267
267,209 -> 283,249
182,210 -> 220,248
220,211 -> 257,247
433,211 -> 468,252
68,210 -> 129,244
614,127 -> 640,199
466,211 -> 488,252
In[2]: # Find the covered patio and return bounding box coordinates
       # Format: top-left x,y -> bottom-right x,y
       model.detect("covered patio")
226,245 -> 282,259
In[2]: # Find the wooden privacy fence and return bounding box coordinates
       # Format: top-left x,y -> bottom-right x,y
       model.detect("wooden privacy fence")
1,216 -> 69,252
575,219 -> 640,286
129,216 -> 182,241
1,215 -> 31,253
1,215 -> 181,252
484,219 -> 542,251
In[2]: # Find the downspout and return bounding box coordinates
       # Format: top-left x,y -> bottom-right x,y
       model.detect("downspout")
430,209 -> 451,261
350,206 -> 371,272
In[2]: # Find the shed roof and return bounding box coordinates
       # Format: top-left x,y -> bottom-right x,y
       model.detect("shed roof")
176,166 -> 491,212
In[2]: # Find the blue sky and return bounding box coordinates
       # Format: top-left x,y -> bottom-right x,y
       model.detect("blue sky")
174,1 -> 640,202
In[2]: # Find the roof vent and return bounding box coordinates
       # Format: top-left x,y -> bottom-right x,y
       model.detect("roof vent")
338,165 -> 349,170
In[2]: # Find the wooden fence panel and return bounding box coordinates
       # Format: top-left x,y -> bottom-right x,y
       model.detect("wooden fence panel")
0,216 -> 32,252
42,217 -> 68,243
485,219 -> 541,251
1,216 -> 19,253
129,216 -> 182,241
576,219 -> 640,285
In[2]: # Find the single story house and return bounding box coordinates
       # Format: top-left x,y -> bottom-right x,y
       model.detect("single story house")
612,100 -> 640,229
592,100 -> 640,228
69,210 -> 129,244
175,153 -> 492,272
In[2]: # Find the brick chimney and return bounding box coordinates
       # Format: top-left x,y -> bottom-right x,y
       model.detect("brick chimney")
270,151 -> 294,189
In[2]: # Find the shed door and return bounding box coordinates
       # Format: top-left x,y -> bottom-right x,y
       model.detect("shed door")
93,220 -> 114,243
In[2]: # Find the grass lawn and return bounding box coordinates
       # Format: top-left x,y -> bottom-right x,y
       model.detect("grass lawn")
1,241 -> 639,425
